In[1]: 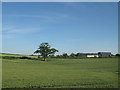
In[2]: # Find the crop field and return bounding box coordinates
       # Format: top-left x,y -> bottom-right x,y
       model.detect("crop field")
2,54 -> 118,88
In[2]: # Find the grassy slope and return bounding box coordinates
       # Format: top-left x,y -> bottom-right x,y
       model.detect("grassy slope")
2,54 -> 118,88
0,53 -> 38,58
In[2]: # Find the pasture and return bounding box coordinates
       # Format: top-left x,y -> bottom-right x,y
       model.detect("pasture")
2,54 -> 118,88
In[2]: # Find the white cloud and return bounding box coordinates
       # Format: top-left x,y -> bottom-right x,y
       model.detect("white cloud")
2,25 -> 45,39
3,12 -> 75,22
2,25 -> 15,31
2,25 -> 43,34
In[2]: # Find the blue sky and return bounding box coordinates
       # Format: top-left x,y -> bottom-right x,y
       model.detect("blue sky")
2,2 -> 118,55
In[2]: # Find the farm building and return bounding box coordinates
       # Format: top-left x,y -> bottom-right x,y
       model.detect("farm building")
76,52 -> 112,58
98,52 -> 112,57
76,53 -> 98,58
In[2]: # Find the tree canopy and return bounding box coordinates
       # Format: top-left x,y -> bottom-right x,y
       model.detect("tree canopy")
34,42 -> 58,61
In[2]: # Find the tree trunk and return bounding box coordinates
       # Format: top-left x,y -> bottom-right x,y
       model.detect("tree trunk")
38,55 -> 40,58
44,57 -> 47,61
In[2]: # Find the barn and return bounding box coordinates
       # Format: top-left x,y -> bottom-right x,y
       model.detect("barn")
76,52 -> 112,58
98,52 -> 112,57
76,53 -> 98,58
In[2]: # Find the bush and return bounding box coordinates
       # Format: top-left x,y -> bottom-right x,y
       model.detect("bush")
115,54 -> 120,57
2,56 -> 20,59
20,56 -> 32,59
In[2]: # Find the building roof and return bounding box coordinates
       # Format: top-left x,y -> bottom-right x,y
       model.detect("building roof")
98,52 -> 111,54
77,52 -> 112,55
77,53 -> 98,55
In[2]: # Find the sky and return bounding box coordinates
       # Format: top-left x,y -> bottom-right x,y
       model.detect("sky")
2,2 -> 118,55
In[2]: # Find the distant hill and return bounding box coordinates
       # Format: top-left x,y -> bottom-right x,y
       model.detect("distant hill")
1,53 -> 38,59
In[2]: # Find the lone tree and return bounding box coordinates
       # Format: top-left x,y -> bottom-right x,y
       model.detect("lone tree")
34,42 -> 58,61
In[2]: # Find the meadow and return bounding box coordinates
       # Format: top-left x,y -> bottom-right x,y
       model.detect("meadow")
1,54 -> 118,88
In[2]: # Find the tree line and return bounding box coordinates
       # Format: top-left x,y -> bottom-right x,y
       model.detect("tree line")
49,53 -> 76,59
34,42 -> 119,61
34,42 -> 78,61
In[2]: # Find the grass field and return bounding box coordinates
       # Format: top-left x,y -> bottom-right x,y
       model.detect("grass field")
2,54 -> 118,88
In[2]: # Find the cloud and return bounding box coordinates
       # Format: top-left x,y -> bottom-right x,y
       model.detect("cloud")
2,25 -> 15,31
3,12 -> 75,22
6,28 -> 38,33
2,25 -> 44,39
64,2 -> 87,10
2,25 -> 43,34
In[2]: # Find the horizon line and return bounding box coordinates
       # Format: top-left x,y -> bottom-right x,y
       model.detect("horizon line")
1,51 -> 117,56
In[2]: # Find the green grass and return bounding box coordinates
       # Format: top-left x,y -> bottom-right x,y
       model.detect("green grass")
2,54 -> 118,88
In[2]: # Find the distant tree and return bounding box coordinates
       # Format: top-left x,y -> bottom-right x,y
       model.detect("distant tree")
49,55 -> 55,58
50,48 -> 58,56
56,55 -> 60,58
56,55 -> 63,58
34,42 -> 58,61
62,53 -> 68,58
115,54 -> 120,57
70,53 -> 76,58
